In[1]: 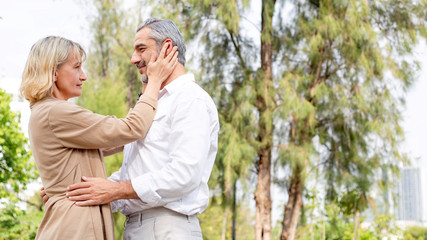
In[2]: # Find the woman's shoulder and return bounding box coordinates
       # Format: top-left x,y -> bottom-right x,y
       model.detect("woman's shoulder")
49,100 -> 90,119
32,97 -> 88,120
33,96 -> 70,107
37,97 -> 78,112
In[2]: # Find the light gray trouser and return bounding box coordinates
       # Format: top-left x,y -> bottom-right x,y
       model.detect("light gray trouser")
123,207 -> 203,240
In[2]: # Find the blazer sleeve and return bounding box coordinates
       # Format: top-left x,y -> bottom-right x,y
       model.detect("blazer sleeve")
48,95 -> 157,149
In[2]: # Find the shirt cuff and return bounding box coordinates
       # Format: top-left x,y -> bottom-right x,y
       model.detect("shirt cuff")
137,94 -> 157,110
131,174 -> 163,205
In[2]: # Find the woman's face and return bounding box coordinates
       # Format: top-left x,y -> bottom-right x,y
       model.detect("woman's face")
53,50 -> 87,100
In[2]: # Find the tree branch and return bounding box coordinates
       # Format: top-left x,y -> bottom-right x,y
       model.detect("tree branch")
227,28 -> 251,74
17,196 -> 43,212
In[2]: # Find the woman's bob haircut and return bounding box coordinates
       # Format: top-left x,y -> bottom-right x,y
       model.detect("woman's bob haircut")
20,36 -> 86,103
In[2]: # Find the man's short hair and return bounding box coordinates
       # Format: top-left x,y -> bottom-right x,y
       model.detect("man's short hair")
137,18 -> 186,66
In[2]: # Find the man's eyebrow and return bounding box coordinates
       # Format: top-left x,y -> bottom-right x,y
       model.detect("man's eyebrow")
134,43 -> 146,49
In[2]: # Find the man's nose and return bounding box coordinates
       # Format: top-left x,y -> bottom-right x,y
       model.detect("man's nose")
131,51 -> 141,65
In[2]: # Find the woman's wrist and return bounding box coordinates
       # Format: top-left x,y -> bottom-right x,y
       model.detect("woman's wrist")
141,81 -> 161,100
146,76 -> 164,86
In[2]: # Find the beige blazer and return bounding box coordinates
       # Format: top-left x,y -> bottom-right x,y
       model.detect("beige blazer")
29,95 -> 157,240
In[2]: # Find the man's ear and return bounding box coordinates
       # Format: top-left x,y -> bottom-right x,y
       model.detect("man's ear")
162,39 -> 173,56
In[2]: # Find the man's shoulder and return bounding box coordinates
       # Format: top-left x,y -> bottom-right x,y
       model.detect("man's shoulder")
175,82 -> 218,116
178,80 -> 211,100
169,74 -> 218,112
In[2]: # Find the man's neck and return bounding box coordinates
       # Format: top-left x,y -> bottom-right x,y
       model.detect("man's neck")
160,64 -> 186,90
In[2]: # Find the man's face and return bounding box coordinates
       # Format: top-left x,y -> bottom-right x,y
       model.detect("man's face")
131,28 -> 160,80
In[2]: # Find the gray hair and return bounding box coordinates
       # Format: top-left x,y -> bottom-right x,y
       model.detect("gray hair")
137,18 -> 186,66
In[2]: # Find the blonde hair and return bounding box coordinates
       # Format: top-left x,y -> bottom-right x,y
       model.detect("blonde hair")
20,36 -> 86,103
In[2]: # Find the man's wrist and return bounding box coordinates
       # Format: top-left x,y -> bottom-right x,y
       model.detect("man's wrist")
116,181 -> 139,200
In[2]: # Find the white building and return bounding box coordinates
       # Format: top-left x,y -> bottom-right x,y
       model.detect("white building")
397,167 -> 427,226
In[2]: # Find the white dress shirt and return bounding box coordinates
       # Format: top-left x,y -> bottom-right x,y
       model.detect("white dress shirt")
109,73 -> 219,216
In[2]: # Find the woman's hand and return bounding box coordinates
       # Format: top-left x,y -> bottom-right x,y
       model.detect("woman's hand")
140,44 -> 178,100
40,187 -> 49,205
146,43 -> 179,86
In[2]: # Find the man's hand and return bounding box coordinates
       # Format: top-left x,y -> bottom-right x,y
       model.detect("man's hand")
66,176 -> 138,206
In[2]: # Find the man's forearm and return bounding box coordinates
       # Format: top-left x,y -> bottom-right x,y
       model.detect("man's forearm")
116,181 -> 139,200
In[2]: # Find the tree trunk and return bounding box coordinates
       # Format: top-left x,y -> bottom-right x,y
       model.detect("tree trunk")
281,169 -> 303,240
232,180 -> 237,240
255,149 -> 272,240
254,0 -> 276,240
222,207 -> 229,240
353,211 -> 360,240
310,225 -> 314,240
322,221 -> 325,240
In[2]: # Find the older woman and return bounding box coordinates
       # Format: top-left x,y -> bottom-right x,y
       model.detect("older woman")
20,36 -> 177,240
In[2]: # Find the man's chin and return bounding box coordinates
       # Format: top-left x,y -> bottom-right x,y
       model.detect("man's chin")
140,75 -> 148,84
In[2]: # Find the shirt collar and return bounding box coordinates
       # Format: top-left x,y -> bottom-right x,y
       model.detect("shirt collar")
159,73 -> 195,98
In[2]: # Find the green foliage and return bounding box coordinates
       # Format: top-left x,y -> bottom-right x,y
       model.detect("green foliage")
404,226 -> 427,240
199,197 -> 255,240
112,211 -> 126,240
79,0 -> 143,109
0,190 -> 44,240
0,89 -> 41,239
0,89 -> 36,196
0,191 -> 46,240
78,75 -> 128,118
271,5 -> 425,238
0,204 -> 39,240
0,88 -> 35,195
295,203 -> 401,240
295,221 -> 378,240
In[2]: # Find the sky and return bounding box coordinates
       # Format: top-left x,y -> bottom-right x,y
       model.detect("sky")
402,41 -> 427,168
0,0 -> 91,80
0,0 -> 426,220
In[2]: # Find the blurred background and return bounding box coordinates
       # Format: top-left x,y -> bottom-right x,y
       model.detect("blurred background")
1,0 -> 426,239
